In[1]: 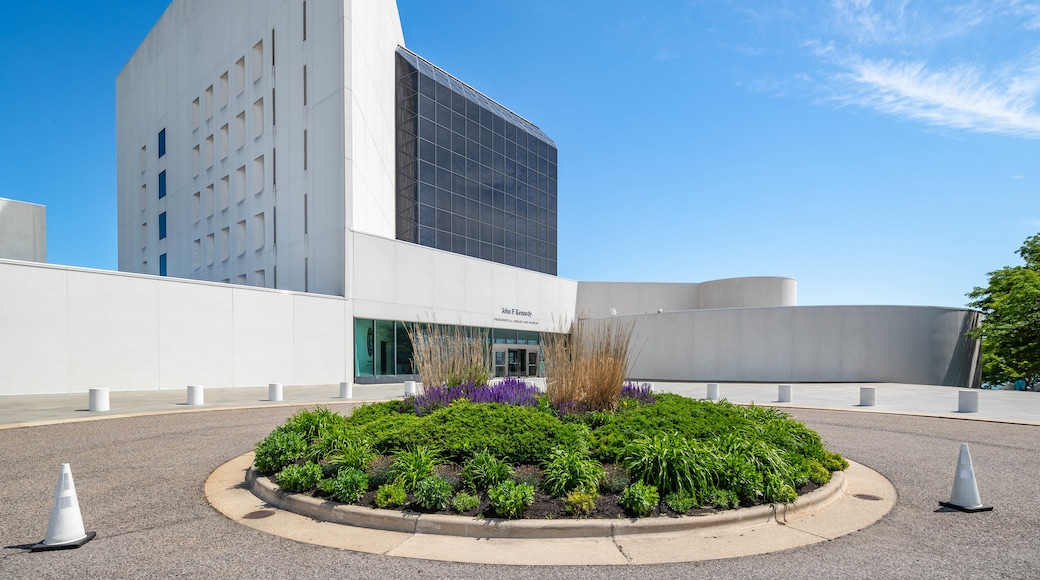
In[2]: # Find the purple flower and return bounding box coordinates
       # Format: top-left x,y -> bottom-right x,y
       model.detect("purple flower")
413,377 -> 540,416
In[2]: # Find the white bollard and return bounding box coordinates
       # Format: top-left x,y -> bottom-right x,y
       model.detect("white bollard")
269,383 -> 283,402
778,384 -> 792,403
706,383 -> 719,401
88,388 -> 109,412
404,381 -> 417,397
187,385 -> 204,406
958,390 -> 979,413
339,381 -> 352,399
859,386 -> 876,407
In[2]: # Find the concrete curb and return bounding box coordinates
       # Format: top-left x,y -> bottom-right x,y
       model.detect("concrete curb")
245,456 -> 846,539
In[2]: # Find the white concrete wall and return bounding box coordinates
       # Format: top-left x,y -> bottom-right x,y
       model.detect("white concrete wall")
0,198 -> 46,262
621,305 -> 980,387
350,232 -> 577,332
0,259 -> 351,396
575,277 -> 796,318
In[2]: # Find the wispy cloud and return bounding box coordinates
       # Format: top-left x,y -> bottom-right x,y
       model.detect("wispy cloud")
653,48 -> 679,62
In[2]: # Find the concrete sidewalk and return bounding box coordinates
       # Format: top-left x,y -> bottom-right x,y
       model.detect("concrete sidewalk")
1,381 -> 1038,429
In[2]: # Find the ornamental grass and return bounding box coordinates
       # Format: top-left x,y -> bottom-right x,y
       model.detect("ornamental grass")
541,315 -> 636,413
407,322 -> 490,391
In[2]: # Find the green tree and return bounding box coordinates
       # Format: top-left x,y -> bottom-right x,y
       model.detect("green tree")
967,233 -> 1040,389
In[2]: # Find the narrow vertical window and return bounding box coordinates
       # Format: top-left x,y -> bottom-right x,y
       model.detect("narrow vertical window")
303,193 -> 309,234
273,206 -> 278,246
192,192 -> 201,222
303,65 -> 308,106
254,213 -> 265,250
220,175 -> 230,209
192,145 -> 200,176
235,112 -> 245,149
235,57 -> 245,94
192,98 -> 200,129
219,72 -> 229,108
302,1 -> 307,41
221,227 -> 230,261
193,239 -> 201,270
140,146 -> 147,172
271,88 -> 276,126
303,130 -> 308,170
158,129 -> 166,157
235,166 -> 246,202
141,223 -> 147,248
205,184 -> 214,216
253,98 -> 264,138
204,85 -> 214,119
159,212 -> 167,239
272,148 -> 277,185
220,123 -> 229,159
158,170 -> 167,198
271,29 -> 276,67
304,257 -> 309,292
253,155 -> 265,195
236,220 -> 246,256
252,40 -> 263,81
159,253 -> 167,276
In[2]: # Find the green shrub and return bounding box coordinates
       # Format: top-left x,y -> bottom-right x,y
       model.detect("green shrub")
331,467 -> 369,504
720,453 -> 765,503
414,476 -> 454,511
488,480 -> 535,519
665,490 -> 697,514
599,463 -> 630,493
374,482 -> 406,509
619,482 -> 659,517
821,450 -> 849,472
283,406 -> 348,441
565,488 -> 598,516
391,446 -> 440,492
366,455 -> 395,489
704,487 -> 740,510
541,447 -> 604,497
511,465 -> 544,490
764,472 -> 797,504
805,459 -> 832,486
330,438 -> 376,473
622,432 -> 721,496
451,491 -> 481,513
463,450 -> 514,490
316,477 -> 336,494
434,464 -> 463,490
254,428 -> 308,474
277,461 -> 323,493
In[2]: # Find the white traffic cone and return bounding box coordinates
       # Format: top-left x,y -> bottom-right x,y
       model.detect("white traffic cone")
30,463 -> 96,551
938,443 -> 993,513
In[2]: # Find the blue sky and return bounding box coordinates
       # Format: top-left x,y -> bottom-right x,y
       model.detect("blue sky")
2,1 -> 1038,308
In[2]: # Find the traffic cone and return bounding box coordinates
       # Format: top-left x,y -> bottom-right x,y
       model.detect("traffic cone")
938,443 -> 993,513
30,463 -> 96,551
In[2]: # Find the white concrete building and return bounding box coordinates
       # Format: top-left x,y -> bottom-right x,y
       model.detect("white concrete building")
0,198 -> 46,263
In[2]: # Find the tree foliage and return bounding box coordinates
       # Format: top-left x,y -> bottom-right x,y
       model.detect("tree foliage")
967,233 -> 1040,389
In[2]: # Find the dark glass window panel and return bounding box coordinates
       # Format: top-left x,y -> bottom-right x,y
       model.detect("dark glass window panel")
451,91 -> 466,114
479,242 -> 492,260
505,231 -> 515,250
419,95 -> 435,119
464,120 -> 478,142
466,199 -> 479,219
466,100 -> 480,122
493,227 -> 504,246
492,153 -> 504,173
504,160 -> 516,178
451,152 -> 465,174
505,140 -> 515,160
436,145 -> 451,167
505,209 -> 516,229
465,180 -> 479,201
493,209 -> 505,229
419,183 -> 435,206
466,238 -> 479,257
479,203 -> 492,225
159,212 -> 167,239
158,129 -> 166,157
516,166 -> 527,186
539,191 -> 548,209
419,117 -> 435,138
517,217 -> 527,236
435,124 -> 451,147
548,194 -> 556,212
479,127 -> 493,147
516,147 -> 527,167
435,229 -> 451,251
419,73 -> 436,98
492,134 -> 505,154
548,162 -> 557,180
452,193 -> 466,216
479,185 -> 492,206
479,146 -> 492,167
515,130 -> 527,149
479,222 -> 492,243
479,107 -> 492,128
548,146 -> 557,164
548,179 -> 557,197
419,161 -> 435,184
451,172 -> 465,195
419,225 -> 435,246
505,249 -> 516,267
435,82 -> 451,105
479,166 -> 492,188
436,166 -> 451,190
452,111 -> 466,135
158,171 -> 166,198
159,253 -> 167,276
516,236 -> 527,254
465,159 -> 479,181
516,199 -> 527,217
492,170 -> 505,190
549,211 -> 557,229
505,178 -> 516,196
505,123 -> 516,142
452,234 -> 466,253
538,156 -> 548,176
492,190 -> 504,210
493,245 -> 504,263
516,253 -> 527,270
451,133 -> 466,155
492,114 -> 504,135
436,209 -> 451,231
436,103 -> 452,126
435,188 -> 451,211
466,218 -> 479,238
419,139 -> 435,163
419,204 -> 435,227
540,258 -> 548,274
466,139 -> 480,163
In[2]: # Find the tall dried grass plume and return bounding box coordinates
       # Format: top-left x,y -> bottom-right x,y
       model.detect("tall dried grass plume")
406,323 -> 490,390
541,315 -> 636,412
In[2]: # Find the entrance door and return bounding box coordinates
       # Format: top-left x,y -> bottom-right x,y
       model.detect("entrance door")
492,345 -> 540,378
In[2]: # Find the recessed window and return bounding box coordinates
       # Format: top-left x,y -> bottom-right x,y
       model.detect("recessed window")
255,269 -> 266,287
158,170 -> 167,198
236,220 -> 246,256
253,98 -> 264,138
219,72 -> 229,108
140,146 -> 147,172
192,192 -> 201,222
235,166 -> 246,202
192,145 -> 200,176
302,1 -> 307,41
205,233 -> 215,265
140,184 -> 147,208
254,213 -> 265,250
205,184 -> 214,216
252,40 -> 263,81
253,156 -> 264,194
219,124 -> 229,159
193,239 -> 201,270
235,57 -> 245,95
192,98 -> 200,129
141,223 -> 147,248
303,129 -> 308,170
159,253 -> 167,276
221,227 -> 230,261
204,85 -> 214,119
220,175 -> 230,210
205,134 -> 214,168
158,129 -> 166,158
235,112 -> 245,149
158,212 -> 167,240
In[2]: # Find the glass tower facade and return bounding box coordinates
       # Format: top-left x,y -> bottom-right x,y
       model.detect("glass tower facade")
395,47 -> 558,275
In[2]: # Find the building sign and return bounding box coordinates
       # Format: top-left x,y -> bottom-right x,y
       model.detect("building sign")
494,306 -> 539,326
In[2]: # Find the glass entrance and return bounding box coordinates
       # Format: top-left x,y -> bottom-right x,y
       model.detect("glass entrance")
492,345 -> 540,378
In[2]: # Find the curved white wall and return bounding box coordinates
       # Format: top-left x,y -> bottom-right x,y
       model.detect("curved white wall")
575,277 -> 796,318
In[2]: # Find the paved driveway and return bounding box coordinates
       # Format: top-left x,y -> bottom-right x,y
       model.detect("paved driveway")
1,403 -> 1037,579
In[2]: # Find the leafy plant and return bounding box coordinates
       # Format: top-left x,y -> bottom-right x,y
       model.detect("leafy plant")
565,488 -> 598,516
511,465 -> 544,490
276,461 -> 323,493
366,455 -> 395,489
622,432 -> 721,496
254,428 -> 308,474
463,450 -> 514,490
599,463 -> 630,494
391,446 -> 440,492
434,464 -> 463,490
451,491 -> 481,513
704,487 -> 740,510
330,467 -> 369,503
488,480 -> 535,519
665,490 -> 697,514
330,438 -> 375,473
619,482 -> 659,517
541,447 -> 604,497
820,450 -> 849,472
413,476 -> 454,511
374,482 -> 406,508
282,406 -> 347,442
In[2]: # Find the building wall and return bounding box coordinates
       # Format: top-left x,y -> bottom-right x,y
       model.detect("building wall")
575,277 -> 796,318
620,305 -> 980,387
350,231 -> 577,332
0,198 -> 46,262
0,259 -> 351,396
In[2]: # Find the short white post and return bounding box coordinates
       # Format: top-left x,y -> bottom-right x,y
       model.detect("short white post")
269,382 -> 283,402
339,381 -> 352,399
706,383 -> 719,401
187,385 -> 204,406
778,384 -> 792,403
958,390 -> 979,413
859,386 -> 876,407
404,381 -> 417,397
88,388 -> 109,412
